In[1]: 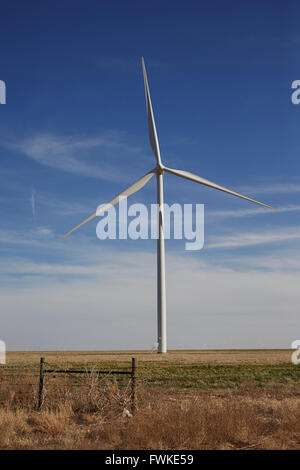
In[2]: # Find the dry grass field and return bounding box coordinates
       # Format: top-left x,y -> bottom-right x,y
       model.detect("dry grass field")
0,349 -> 299,450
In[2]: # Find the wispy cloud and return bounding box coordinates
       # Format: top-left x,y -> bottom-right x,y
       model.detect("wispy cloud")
0,227 -> 57,248
0,261 -> 98,277
209,226 -> 300,248
236,252 -> 300,272
238,182 -> 300,195
4,132 -> 151,182
208,204 -> 300,219
37,192 -> 92,216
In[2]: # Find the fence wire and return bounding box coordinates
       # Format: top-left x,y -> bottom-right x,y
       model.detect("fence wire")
0,358 -> 137,415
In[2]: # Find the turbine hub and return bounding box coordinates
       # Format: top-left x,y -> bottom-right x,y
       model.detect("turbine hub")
156,164 -> 164,175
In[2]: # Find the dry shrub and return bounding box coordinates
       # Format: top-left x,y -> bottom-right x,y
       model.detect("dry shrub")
41,371 -> 131,418
0,374 -> 37,410
94,386 -> 300,450
0,375 -> 299,449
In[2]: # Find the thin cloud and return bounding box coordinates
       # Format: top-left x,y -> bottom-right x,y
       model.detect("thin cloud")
37,193 -> 92,216
209,226 -> 300,248
234,252 -> 300,272
208,204 -> 300,219
238,182 -> 300,195
0,227 -> 60,249
4,132 -> 151,183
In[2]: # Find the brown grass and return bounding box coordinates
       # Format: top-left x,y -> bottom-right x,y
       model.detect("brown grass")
0,377 -> 299,449
0,350 -> 298,449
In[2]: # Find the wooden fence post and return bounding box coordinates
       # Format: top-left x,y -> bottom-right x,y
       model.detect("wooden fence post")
131,357 -> 137,415
38,357 -> 45,410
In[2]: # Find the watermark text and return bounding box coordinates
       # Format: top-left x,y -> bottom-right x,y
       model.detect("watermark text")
0,80 -> 6,104
291,340 -> 300,364
96,199 -> 204,251
0,341 -> 6,364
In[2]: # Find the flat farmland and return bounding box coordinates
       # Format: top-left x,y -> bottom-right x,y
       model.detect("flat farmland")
6,348 -> 293,365
5,349 -> 299,390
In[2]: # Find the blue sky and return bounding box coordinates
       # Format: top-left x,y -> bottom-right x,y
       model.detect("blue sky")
0,0 -> 299,350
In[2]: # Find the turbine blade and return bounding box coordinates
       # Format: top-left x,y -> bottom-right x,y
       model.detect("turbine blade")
60,170 -> 155,239
142,57 -> 162,165
164,167 -> 275,209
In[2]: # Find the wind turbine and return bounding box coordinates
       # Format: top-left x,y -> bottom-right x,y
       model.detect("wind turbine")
61,57 -> 275,354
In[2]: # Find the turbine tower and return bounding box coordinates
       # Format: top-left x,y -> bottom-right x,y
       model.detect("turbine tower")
61,58 -> 275,354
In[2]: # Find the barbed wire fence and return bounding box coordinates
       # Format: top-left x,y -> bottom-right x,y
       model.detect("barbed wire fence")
0,358 -> 137,416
